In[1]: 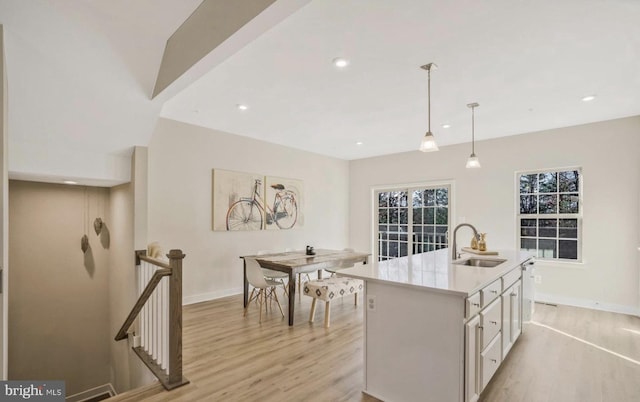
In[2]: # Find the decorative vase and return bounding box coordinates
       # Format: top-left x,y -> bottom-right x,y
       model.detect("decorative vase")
94,217 -> 103,235
470,234 -> 478,250
81,234 -> 89,253
478,233 -> 487,252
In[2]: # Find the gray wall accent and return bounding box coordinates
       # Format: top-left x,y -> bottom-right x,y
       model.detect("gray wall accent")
8,181 -> 111,395
153,0 -> 277,97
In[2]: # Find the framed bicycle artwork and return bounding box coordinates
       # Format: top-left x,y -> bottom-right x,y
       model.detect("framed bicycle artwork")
211,169 -> 304,231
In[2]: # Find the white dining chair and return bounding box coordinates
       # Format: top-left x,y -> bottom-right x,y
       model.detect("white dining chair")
244,258 -> 284,323
258,250 -> 289,296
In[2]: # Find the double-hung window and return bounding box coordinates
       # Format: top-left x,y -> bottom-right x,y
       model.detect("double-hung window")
376,185 -> 451,262
517,168 -> 582,261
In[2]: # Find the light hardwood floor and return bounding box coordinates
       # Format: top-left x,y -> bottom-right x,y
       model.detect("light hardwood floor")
111,295 -> 640,402
481,303 -> 640,402
111,292 -> 378,402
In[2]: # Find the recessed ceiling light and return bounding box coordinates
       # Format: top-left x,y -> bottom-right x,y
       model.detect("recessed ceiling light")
442,124 -> 451,129
236,104 -> 248,111
356,141 -> 363,145
332,58 -> 349,68
581,95 -> 596,102
63,180 -> 78,185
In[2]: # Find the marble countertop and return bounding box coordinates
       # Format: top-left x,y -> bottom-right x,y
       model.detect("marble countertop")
338,248 -> 533,297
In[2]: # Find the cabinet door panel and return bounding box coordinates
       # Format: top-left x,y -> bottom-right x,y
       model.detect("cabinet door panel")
502,290 -> 512,357
511,280 -> 522,343
480,298 -> 501,350
481,332 -> 502,390
465,315 -> 480,402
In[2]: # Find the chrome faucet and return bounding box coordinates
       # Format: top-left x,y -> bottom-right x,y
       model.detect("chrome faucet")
452,223 -> 479,260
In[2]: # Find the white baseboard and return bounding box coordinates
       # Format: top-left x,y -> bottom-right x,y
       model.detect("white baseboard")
536,293 -> 640,317
66,383 -> 116,402
183,287 -> 243,305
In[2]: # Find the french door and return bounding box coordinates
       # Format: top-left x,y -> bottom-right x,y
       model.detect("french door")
375,184 -> 451,262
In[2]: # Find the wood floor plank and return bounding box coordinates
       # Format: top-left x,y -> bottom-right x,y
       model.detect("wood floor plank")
480,303 -> 640,402
111,297 -> 640,402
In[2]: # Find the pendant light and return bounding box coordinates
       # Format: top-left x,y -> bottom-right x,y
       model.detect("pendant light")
419,63 -> 439,152
465,102 -> 481,168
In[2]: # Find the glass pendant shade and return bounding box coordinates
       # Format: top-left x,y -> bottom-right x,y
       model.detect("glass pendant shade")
466,153 -> 481,168
420,131 -> 439,152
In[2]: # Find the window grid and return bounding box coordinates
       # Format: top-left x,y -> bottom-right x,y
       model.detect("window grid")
517,169 -> 581,261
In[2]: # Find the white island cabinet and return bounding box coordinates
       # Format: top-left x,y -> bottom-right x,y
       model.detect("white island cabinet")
339,249 -> 532,402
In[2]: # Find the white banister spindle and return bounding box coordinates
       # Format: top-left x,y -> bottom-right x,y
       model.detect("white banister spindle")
144,262 -> 150,350
137,260 -> 143,346
136,258 -> 172,373
152,270 -> 157,359
160,276 -> 169,370
158,277 -> 163,368
140,261 -> 146,349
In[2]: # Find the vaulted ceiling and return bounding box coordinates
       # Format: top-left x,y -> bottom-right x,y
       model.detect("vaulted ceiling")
2,0 -> 639,186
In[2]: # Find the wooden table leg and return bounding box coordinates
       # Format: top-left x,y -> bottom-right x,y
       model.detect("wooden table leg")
243,260 -> 249,308
288,271 -> 296,326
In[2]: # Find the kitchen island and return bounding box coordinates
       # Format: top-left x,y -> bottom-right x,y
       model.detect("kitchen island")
339,248 -> 533,402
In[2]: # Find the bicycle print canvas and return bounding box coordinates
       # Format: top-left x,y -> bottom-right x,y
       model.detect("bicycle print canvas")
264,176 -> 303,230
212,169 -> 264,231
211,169 -> 303,231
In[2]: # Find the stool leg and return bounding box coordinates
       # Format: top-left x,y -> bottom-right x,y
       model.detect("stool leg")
309,298 -> 317,323
324,301 -> 331,328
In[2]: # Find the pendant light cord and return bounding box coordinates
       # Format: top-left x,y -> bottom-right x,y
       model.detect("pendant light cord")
427,68 -> 431,133
467,102 -> 479,156
471,105 -> 475,155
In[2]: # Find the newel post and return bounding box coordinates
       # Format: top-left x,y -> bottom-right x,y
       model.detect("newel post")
167,249 -> 188,387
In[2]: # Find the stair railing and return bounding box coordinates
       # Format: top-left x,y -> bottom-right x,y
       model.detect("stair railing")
114,249 -> 189,390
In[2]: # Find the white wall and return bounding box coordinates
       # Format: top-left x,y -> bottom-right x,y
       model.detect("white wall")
349,116 -> 640,315
147,118 -> 350,303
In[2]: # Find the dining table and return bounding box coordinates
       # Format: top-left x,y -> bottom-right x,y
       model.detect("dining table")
240,249 -> 370,326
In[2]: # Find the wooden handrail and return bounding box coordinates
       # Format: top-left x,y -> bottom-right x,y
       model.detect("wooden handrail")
114,267 -> 171,341
136,252 -> 172,270
115,249 -> 189,390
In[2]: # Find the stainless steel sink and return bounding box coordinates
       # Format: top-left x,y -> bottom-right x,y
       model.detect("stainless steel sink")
453,258 -> 506,268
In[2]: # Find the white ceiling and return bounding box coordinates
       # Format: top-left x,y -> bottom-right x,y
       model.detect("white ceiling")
2,0 -> 640,185
161,0 -> 640,160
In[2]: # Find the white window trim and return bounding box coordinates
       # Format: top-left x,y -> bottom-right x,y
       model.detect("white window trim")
514,167 -> 583,262
370,180 -> 456,261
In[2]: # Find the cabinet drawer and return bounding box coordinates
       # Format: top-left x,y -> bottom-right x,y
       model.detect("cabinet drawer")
502,268 -> 521,290
466,292 -> 481,319
480,297 -> 501,349
481,279 -> 502,307
481,332 -> 502,390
